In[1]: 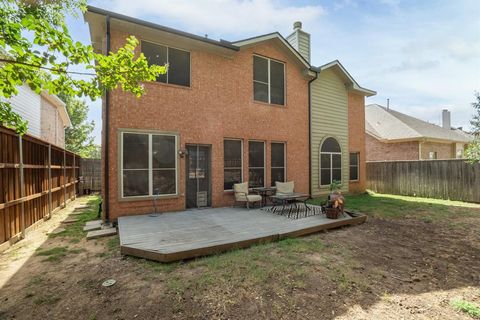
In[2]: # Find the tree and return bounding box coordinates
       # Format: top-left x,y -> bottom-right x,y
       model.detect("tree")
58,93 -> 96,157
470,92 -> 480,135
466,92 -> 480,163
0,0 -> 166,134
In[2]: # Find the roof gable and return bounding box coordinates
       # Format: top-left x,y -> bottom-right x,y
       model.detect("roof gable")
233,32 -> 312,71
314,60 -> 376,97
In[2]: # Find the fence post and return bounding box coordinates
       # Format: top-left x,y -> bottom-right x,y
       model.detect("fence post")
19,135 -> 25,239
63,149 -> 66,208
47,144 -> 52,219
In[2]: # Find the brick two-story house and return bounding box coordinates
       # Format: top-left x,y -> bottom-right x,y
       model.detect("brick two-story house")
85,7 -> 374,222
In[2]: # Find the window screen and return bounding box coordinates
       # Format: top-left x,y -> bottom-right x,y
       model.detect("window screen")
224,140 -> 242,190
253,56 -> 285,105
271,142 -> 285,186
141,41 -> 190,87
248,141 -> 265,188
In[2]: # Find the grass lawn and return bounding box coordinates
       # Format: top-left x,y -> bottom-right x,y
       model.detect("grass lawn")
310,191 -> 480,222
0,192 -> 479,320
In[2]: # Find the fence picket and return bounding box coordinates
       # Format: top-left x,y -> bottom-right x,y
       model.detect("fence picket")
367,159 -> 480,203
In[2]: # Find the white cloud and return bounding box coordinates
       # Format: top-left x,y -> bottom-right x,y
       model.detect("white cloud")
98,0 -> 325,38
83,0 -> 479,135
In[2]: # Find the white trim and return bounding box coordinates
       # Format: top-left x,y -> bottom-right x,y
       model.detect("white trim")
319,137 -> 342,187
233,32 -> 310,69
40,91 -> 71,128
317,60 -> 376,97
223,138 -> 244,191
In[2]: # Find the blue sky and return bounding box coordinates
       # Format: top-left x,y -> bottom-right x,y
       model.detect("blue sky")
68,0 -> 480,143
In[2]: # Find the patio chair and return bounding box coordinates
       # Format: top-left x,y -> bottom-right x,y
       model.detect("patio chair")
233,182 -> 262,209
275,181 -> 294,195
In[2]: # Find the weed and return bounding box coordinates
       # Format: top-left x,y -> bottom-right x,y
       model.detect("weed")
451,299 -> 480,319
28,275 -> 44,287
36,246 -> 69,262
33,294 -> 61,305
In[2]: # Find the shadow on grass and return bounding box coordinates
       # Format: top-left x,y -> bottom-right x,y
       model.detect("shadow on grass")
48,196 -> 101,243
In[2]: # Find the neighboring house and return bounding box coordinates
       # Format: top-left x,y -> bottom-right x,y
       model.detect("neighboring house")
84,7 -> 374,221
6,84 -> 71,147
365,104 -> 472,161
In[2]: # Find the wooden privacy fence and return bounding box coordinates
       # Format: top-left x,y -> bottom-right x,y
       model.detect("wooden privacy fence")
366,159 -> 480,203
79,158 -> 101,194
0,126 -> 80,249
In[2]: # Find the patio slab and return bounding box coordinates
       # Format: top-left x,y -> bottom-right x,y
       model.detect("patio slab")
118,206 -> 366,262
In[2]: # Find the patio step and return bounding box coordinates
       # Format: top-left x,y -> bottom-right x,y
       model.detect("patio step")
83,224 -> 102,232
48,227 -> 66,235
73,204 -> 90,210
86,228 -> 117,240
85,219 -> 102,226
62,218 -> 79,224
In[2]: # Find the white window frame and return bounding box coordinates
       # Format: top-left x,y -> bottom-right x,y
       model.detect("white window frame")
223,139 -> 243,191
271,142 -> 286,185
120,131 -> 178,199
248,140 -> 266,188
349,152 -> 359,181
141,40 -> 191,87
319,138 -> 342,187
253,55 -> 285,105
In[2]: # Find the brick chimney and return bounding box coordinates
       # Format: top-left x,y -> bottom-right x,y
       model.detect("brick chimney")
286,21 -> 311,63
442,109 -> 451,129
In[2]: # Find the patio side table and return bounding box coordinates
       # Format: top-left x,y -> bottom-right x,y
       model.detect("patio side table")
251,186 -> 276,207
269,193 -> 312,218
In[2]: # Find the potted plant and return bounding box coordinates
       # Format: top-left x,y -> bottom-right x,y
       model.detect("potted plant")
324,180 -> 345,219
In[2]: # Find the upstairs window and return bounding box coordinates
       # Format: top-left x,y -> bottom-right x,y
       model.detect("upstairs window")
253,55 -> 285,105
142,41 -> 190,87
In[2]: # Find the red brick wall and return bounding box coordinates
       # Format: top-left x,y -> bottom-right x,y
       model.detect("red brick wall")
348,93 -> 366,193
365,134 -> 419,161
104,30 -> 310,220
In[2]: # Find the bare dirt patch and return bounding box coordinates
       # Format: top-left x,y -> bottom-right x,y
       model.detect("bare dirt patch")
0,195 -> 479,319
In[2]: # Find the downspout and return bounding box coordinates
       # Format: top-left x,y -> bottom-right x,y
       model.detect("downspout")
308,70 -> 319,198
104,15 -> 111,223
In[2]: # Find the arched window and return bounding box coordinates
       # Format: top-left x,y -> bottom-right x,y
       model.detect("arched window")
320,137 -> 342,186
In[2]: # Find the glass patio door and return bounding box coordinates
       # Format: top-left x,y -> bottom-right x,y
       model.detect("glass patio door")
186,145 -> 211,208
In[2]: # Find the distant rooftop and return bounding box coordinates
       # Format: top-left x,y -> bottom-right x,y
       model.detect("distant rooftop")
365,104 -> 472,143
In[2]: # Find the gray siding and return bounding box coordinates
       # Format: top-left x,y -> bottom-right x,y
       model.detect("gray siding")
7,84 -> 41,137
286,30 -> 310,63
